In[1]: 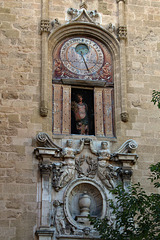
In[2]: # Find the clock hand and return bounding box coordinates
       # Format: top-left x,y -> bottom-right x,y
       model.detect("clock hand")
80,51 -> 89,72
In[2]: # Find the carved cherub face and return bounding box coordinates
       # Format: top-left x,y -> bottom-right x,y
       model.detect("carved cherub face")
101,141 -> 108,149
67,139 -> 73,148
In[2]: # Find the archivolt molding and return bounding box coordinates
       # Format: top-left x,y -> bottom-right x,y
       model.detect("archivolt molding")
48,22 -> 119,59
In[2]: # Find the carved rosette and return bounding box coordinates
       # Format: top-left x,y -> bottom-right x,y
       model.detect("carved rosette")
118,26 -> 127,40
40,19 -> 50,33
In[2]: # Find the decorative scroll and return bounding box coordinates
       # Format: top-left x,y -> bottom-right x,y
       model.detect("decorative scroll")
116,139 -> 138,153
36,132 -> 62,149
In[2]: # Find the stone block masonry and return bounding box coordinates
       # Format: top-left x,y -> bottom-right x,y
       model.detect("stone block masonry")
0,0 -> 160,239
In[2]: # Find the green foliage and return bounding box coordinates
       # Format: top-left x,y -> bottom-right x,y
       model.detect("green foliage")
89,164 -> 160,240
149,162 -> 160,188
151,90 -> 160,108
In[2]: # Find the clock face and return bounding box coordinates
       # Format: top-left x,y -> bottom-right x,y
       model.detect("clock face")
60,38 -> 104,76
53,37 -> 113,83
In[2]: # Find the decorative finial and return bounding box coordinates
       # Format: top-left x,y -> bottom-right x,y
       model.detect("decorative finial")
80,1 -> 88,10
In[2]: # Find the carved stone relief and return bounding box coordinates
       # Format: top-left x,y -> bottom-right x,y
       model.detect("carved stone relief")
67,3 -> 100,25
35,133 -> 138,239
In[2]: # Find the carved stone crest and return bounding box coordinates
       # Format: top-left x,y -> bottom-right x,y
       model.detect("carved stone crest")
75,155 -> 98,178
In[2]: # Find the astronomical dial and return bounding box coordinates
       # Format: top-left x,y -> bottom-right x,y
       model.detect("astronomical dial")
60,37 -> 104,76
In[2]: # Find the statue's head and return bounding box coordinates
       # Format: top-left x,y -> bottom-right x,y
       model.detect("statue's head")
101,141 -> 108,149
67,139 -> 73,147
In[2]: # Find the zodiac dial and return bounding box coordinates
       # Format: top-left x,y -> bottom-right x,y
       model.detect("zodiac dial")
60,38 -> 104,76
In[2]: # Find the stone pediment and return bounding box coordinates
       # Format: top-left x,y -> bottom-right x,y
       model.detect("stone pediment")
67,7 -> 100,25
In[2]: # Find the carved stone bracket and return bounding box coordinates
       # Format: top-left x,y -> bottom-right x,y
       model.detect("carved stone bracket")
111,139 -> 138,164
39,163 -> 52,175
118,26 -> 127,40
119,167 -> 133,180
40,19 -> 50,33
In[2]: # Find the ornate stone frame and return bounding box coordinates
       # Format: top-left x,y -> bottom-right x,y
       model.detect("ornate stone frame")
63,178 -> 107,230
42,22 -> 120,137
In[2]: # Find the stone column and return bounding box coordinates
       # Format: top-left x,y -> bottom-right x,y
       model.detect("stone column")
117,0 -> 128,122
40,0 -> 50,117
39,164 -> 52,227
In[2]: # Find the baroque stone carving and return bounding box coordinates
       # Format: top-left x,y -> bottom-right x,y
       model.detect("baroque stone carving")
40,19 -> 50,33
39,163 -> 52,175
119,167 -> 133,180
118,26 -> 127,40
75,155 -> 98,178
98,163 -> 119,189
64,178 -> 107,230
53,200 -> 67,235
36,132 -> 62,149
116,139 -> 138,153
90,140 -> 111,160
53,139 -> 84,191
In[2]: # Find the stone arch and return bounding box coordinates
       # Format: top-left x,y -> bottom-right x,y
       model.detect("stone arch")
46,22 -> 120,136
48,22 -> 120,82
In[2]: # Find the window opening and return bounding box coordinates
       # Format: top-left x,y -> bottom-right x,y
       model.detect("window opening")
71,88 -> 94,135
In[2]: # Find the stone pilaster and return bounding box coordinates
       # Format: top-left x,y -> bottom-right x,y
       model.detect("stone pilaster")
117,0 -> 128,122
40,0 -> 49,117
39,164 -> 52,227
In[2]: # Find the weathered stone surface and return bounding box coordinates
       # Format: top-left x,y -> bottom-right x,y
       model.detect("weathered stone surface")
0,0 -> 159,239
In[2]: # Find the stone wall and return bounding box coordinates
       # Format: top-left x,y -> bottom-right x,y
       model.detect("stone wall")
0,0 -> 160,239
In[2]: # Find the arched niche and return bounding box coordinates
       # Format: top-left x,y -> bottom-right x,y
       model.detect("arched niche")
45,22 -> 120,138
